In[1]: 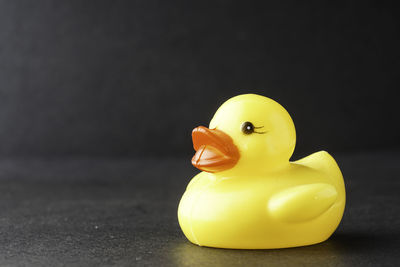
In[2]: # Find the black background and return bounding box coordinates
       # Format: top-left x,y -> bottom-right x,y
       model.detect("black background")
1,1 -> 399,159
1,2 -> 400,266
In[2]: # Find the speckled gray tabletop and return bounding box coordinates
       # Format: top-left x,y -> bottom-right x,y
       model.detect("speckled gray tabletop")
0,152 -> 399,266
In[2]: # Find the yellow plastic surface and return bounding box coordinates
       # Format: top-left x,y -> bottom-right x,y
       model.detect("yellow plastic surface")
178,94 -> 346,249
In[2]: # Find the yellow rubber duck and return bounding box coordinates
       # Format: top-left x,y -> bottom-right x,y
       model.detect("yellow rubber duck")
178,94 -> 346,249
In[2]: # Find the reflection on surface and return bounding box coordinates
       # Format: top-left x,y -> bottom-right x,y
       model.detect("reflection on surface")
167,232 -> 389,267
169,239 -> 342,267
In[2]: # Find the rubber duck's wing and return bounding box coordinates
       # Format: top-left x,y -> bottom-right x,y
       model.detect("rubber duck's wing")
268,183 -> 337,223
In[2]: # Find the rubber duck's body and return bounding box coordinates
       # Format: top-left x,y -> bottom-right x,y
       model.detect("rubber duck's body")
178,94 -> 345,249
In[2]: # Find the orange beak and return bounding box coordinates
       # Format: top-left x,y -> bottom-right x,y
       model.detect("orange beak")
191,126 -> 240,173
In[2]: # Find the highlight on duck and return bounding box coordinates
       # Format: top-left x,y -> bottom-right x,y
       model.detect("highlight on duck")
178,93 -> 346,249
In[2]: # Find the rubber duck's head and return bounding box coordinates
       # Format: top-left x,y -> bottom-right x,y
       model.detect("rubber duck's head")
192,94 -> 296,174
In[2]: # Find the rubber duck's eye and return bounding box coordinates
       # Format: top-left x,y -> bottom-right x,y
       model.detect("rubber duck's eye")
241,122 -> 254,135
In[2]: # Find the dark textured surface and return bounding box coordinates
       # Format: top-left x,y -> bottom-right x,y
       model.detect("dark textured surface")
1,1 -> 399,158
0,152 -> 399,266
